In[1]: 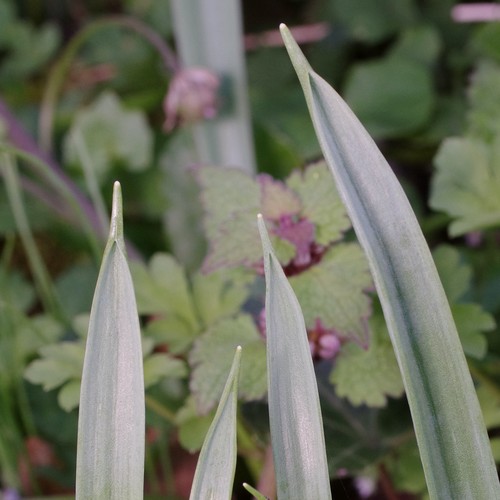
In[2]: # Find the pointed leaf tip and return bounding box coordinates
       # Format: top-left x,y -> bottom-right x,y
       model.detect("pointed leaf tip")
110,181 -> 124,248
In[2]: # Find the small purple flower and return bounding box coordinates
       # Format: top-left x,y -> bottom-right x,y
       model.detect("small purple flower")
163,67 -> 220,131
308,318 -> 342,360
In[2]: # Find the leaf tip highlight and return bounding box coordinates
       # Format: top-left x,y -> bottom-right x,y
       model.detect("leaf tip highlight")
110,181 -> 124,245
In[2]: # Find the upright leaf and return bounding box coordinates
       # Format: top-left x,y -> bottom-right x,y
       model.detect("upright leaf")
76,182 -> 145,500
258,215 -> 331,500
280,24 -> 500,500
189,346 -> 241,500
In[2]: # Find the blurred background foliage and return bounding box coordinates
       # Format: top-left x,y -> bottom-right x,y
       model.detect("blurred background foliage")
1,0 -> 500,498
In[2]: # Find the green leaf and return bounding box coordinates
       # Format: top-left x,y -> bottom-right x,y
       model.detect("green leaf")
176,397 -> 215,453
143,353 -> 187,389
476,384 -> 500,430
189,314 -> 266,413
24,342 -> 85,391
290,243 -> 372,346
189,347 -> 241,500
198,162 -> 353,272
281,24 -> 500,498
450,303 -> 493,359
432,245 -> 471,302
433,245 -> 494,359
191,268 -> 253,328
385,439 -> 427,497
258,215 -> 332,500
467,61 -> 500,141
198,165 -> 261,272
58,380 -> 82,412
131,252 -> 199,334
389,26 -> 442,67
343,56 -> 434,139
64,92 -> 153,180
143,316 -> 197,355
286,160 -> 351,245
330,0 -> 417,44
330,312 -> 404,407
76,182 -> 145,500
430,135 -> 500,236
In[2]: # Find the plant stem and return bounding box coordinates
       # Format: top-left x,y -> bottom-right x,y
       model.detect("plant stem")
39,15 -> 177,154
145,394 -> 177,424
72,131 -> 109,236
0,154 -> 65,323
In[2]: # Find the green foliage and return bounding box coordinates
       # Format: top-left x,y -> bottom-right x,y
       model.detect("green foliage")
189,314 -> 266,413
3,1 -> 500,497
64,92 -> 154,180
430,60 -> 500,235
433,245 -> 495,358
344,56 -> 434,139
0,1 -> 60,86
330,310 -> 404,407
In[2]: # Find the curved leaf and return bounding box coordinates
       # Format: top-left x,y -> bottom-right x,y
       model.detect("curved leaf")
280,24 -> 500,500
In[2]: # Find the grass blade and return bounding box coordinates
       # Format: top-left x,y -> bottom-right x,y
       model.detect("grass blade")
243,482 -> 269,500
280,24 -> 500,499
258,215 -> 332,500
76,182 -> 145,500
189,346 -> 241,500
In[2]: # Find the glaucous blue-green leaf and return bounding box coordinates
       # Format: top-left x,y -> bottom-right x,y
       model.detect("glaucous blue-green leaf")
467,61 -> 500,141
330,312 -> 404,407
281,24 -> 500,499
286,161 -> 351,245
189,347 -> 241,500
258,215 -> 331,500
344,57 -> 434,139
290,243 -> 372,346
64,92 -> 153,180
430,135 -> 500,236
189,314 -> 266,413
76,182 -> 144,500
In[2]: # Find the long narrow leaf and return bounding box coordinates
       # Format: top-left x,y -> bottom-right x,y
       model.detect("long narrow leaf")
76,182 -> 145,500
189,346 -> 241,500
280,24 -> 500,499
258,215 -> 331,500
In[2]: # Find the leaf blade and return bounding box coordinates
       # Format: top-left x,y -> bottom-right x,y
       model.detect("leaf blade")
189,346 -> 241,500
280,24 -> 500,500
75,182 -> 145,500
258,215 -> 331,500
